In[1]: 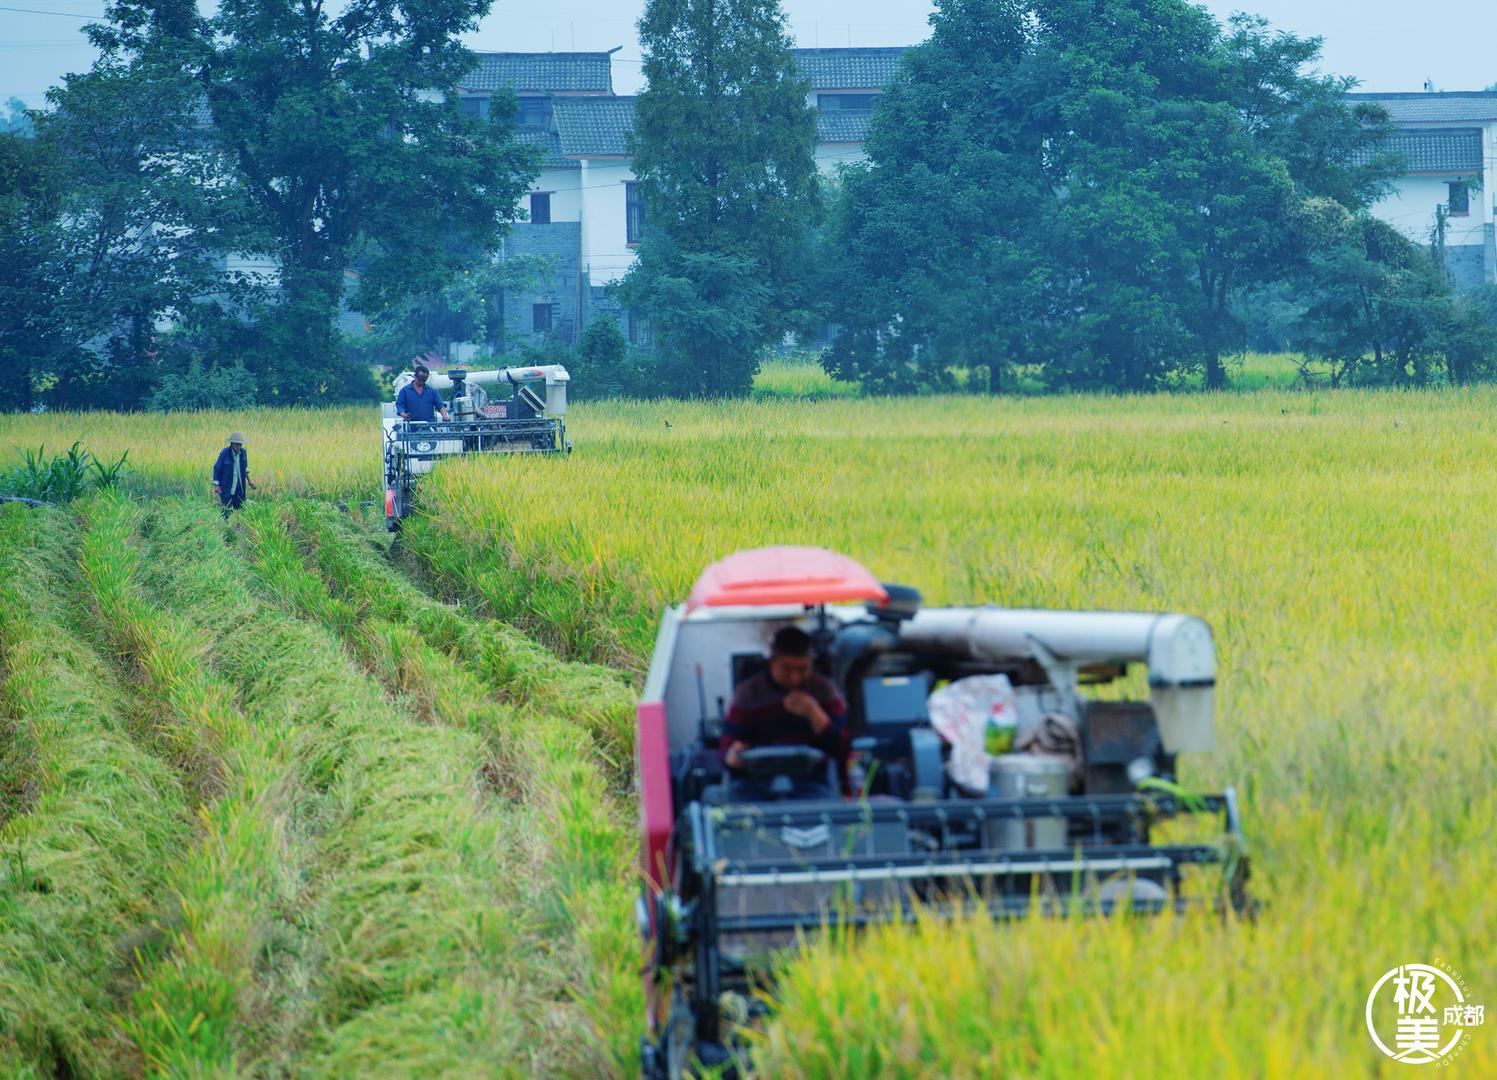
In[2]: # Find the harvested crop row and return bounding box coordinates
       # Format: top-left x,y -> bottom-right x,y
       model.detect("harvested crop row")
0,506 -> 191,1079
254,502 -> 642,1077
76,495 -> 299,1075
287,501 -> 634,765
138,499 -> 532,1077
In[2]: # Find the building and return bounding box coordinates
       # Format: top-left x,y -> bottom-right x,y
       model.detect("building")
463,47 -> 906,348
1351,91 -> 1497,290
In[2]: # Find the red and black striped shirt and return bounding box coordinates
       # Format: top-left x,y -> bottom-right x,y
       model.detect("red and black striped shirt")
719,671 -> 850,765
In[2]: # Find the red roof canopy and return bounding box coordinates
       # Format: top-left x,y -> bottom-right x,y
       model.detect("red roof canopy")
685,546 -> 888,613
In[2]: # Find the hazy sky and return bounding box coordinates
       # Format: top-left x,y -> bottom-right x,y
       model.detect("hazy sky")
3,0 -> 1495,109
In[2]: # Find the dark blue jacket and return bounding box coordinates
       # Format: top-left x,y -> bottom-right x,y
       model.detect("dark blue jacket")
212,446 -> 249,495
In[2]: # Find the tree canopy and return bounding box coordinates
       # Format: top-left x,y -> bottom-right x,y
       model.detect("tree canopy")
621,0 -> 821,396
822,0 -> 1414,394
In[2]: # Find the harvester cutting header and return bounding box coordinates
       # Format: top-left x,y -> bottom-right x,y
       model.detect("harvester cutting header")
381,363 -> 570,530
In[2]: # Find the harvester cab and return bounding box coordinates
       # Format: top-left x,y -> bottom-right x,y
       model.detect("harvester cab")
636,546 -> 1251,1079
381,364 -> 571,531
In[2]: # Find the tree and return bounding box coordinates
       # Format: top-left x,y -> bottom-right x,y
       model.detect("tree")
621,0 -> 820,396
821,0 -> 1050,395
1,98 -> 34,136
0,132 -> 65,412
822,0 -> 1399,394
1293,202 -> 1465,387
572,315 -> 647,398
35,57 -> 255,408
93,0 -> 538,402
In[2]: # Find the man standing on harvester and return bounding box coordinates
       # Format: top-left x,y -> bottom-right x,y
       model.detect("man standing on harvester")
396,363 -> 451,423
211,432 -> 257,517
720,626 -> 850,800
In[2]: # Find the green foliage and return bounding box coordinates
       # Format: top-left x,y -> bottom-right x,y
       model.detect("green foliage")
0,442 -> 128,502
621,0 -> 820,396
823,0 -> 1401,394
147,358 -> 259,412
572,316 -> 650,399
78,0 -> 539,401
0,97 -> 33,136
1292,203 -> 1484,387
29,59 -> 256,411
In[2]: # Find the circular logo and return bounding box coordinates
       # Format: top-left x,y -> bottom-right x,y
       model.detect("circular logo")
1366,962 -> 1484,1065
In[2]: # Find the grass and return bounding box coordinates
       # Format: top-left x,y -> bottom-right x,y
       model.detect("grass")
256,500 -> 642,1075
0,506 -> 192,1079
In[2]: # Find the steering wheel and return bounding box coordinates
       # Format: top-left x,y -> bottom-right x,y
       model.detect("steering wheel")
736,745 -> 828,781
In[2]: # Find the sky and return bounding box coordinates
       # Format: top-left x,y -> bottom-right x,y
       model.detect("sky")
2,0 -> 1495,110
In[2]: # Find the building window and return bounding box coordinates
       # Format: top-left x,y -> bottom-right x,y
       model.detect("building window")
458,96 -> 485,118
530,192 -> 551,224
516,96 -> 551,130
626,181 -> 645,244
817,93 -> 881,112
533,303 -> 554,333
1449,181 -> 1470,217
627,311 -> 651,346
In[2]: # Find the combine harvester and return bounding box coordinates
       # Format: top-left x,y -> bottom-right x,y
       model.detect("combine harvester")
636,546 -> 1251,1078
381,364 -> 571,531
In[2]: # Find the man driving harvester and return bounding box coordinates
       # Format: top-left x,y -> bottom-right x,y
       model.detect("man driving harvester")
395,363 -> 451,423
720,626 -> 850,800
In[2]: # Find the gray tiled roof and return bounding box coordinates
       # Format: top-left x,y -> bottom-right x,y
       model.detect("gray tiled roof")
1374,129 -> 1485,173
461,52 -> 613,93
793,47 -> 906,90
553,96 -> 636,157
515,128 -> 575,169
816,110 -> 874,143
1348,92 -> 1497,125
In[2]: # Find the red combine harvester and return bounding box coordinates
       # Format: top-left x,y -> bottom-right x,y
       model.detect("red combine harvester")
635,547 -> 1250,1078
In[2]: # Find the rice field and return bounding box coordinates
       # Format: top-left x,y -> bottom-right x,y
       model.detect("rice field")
1,373 -> 1494,1076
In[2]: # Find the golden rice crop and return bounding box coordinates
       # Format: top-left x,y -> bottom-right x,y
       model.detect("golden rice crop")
414,386 -> 1497,1076
5,371 -> 1496,1074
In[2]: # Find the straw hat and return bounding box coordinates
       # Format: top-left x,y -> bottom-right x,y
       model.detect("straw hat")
227,432 -> 246,445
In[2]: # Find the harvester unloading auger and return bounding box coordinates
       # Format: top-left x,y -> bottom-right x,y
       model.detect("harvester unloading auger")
381,364 -> 571,531
635,547 -> 1251,1079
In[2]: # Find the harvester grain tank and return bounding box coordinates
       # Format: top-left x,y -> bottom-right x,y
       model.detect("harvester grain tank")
635,546 -> 1250,1078
381,364 -> 570,530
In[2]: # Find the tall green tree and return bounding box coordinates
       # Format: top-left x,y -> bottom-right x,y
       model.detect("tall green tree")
36,58 -> 254,408
621,0 -> 820,396
0,131 -> 64,412
92,0 -> 538,402
824,0 -> 1398,394
821,0 -> 1049,394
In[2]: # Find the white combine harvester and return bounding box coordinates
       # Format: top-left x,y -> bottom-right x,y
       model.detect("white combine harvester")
381,364 -> 570,531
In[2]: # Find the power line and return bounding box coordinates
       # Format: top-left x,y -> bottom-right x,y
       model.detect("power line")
0,4 -> 102,19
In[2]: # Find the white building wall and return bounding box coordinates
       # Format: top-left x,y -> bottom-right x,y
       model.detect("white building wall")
579,158 -> 638,285
523,166 -> 583,222
1372,175 -> 1476,245
815,144 -> 867,172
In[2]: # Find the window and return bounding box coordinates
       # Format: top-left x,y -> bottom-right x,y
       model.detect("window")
626,181 -> 645,244
627,311 -> 652,346
516,96 -> 551,130
529,192 -> 551,224
817,93 -> 881,112
1449,181 -> 1470,216
458,96 -> 484,118
532,303 -> 554,333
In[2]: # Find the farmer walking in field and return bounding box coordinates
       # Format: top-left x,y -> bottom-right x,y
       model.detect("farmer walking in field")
212,432 -> 256,517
